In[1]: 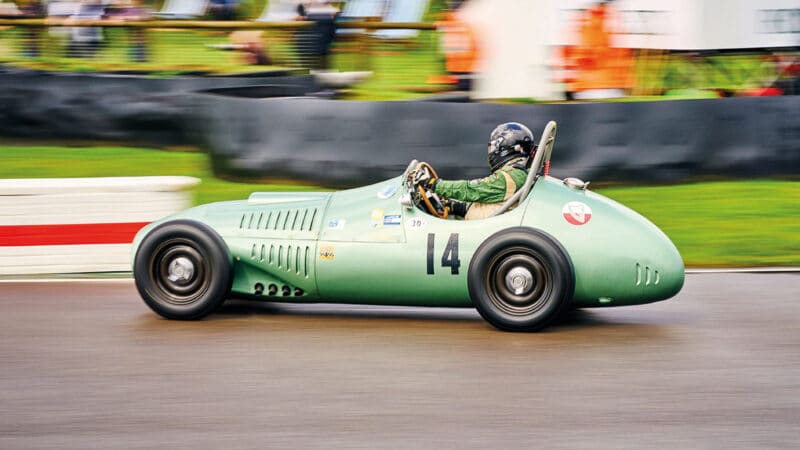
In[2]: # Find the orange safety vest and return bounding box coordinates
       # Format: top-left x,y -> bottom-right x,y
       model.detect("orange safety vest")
437,12 -> 479,74
554,4 -> 634,92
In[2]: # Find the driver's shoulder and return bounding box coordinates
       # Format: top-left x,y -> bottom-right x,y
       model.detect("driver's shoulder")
500,164 -> 525,173
500,164 -> 527,187
499,163 -> 527,177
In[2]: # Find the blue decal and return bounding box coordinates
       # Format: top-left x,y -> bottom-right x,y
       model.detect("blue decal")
377,184 -> 398,199
383,214 -> 402,226
327,219 -> 346,230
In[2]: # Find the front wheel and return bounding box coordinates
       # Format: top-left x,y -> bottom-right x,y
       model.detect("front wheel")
468,227 -> 574,331
133,220 -> 233,320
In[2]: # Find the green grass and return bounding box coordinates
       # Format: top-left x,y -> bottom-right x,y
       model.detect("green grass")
637,53 -> 780,93
330,33 -> 446,101
0,27 -> 298,75
1,144 -> 798,267
0,145 -> 327,205
596,181 -> 800,267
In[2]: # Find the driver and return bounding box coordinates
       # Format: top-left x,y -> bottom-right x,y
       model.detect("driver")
418,122 -> 536,220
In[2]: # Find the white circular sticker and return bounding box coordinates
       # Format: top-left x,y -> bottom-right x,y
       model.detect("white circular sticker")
562,201 -> 592,225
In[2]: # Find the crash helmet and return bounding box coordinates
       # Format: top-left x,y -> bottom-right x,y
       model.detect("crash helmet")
487,122 -> 535,172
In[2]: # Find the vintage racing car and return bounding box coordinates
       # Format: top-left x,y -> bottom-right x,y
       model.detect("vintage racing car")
132,121 -> 684,331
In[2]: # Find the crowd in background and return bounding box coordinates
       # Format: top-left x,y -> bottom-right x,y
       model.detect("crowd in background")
0,0 -> 798,99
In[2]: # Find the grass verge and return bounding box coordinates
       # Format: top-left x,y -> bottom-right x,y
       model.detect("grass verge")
1,144 -> 797,267
0,145 -> 328,205
599,181 -> 799,267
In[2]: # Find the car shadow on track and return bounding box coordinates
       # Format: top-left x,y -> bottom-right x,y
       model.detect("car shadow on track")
131,302 -> 678,352
200,300 -> 677,336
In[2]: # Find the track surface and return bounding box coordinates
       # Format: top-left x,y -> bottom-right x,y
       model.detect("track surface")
1,273 -> 798,449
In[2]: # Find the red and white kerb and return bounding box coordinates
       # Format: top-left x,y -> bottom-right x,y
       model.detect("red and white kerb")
0,177 -> 196,275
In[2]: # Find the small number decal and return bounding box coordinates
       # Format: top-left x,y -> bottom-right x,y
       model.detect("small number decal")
426,233 -> 461,275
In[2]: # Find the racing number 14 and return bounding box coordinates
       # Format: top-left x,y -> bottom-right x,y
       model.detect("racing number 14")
426,233 -> 461,275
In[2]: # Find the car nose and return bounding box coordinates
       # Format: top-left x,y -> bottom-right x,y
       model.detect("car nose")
634,227 -> 685,302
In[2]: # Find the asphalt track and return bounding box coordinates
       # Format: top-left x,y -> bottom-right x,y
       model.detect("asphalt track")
0,273 -> 798,449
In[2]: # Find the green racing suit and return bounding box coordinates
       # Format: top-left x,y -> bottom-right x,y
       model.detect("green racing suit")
433,158 -> 528,219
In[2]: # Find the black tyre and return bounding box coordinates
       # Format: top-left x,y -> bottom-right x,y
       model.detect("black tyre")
468,227 -> 574,332
133,220 -> 233,320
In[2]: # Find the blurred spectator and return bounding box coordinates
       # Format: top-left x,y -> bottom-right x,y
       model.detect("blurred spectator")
106,0 -> 150,19
106,0 -> 152,63
228,30 -> 272,65
0,1 -> 23,17
435,1 -> 480,91
786,59 -> 800,96
156,0 -> 208,18
556,0 -> 634,100
66,0 -> 106,58
208,0 -> 239,20
774,54 -> 800,96
255,0 -> 300,22
17,0 -> 45,58
211,30 -> 272,65
296,1 -> 339,71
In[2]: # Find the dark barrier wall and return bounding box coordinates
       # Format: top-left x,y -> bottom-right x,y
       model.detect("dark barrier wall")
0,69 -> 316,147
193,94 -> 800,185
1,68 -> 797,185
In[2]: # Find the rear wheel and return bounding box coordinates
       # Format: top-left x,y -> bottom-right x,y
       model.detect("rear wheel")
468,227 -> 574,331
134,220 -> 232,320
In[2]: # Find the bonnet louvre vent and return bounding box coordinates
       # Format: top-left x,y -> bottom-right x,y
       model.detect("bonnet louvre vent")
240,208 -> 318,232
252,243 -> 310,278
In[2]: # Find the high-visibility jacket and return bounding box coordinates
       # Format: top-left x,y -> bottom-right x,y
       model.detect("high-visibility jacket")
437,12 -> 479,74
554,3 -> 634,92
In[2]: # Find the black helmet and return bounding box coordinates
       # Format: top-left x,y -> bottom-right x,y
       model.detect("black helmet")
487,122 -> 535,172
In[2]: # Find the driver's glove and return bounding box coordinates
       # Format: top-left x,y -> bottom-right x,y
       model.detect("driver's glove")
448,199 -> 469,218
414,171 -> 437,190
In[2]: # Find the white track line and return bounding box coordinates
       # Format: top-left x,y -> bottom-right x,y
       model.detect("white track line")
685,267 -> 800,274
0,277 -> 133,283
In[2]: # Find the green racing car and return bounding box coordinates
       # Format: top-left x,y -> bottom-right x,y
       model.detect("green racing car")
132,121 -> 684,331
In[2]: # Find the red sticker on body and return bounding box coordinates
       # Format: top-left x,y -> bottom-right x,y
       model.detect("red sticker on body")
562,201 -> 592,225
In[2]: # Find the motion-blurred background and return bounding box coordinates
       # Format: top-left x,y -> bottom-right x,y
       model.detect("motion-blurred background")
0,0 -> 798,269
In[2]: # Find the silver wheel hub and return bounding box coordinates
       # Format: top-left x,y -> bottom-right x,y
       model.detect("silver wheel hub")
167,257 -> 195,283
505,266 -> 534,295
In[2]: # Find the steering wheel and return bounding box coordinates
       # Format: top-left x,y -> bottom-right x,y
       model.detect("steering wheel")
410,162 -> 449,219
